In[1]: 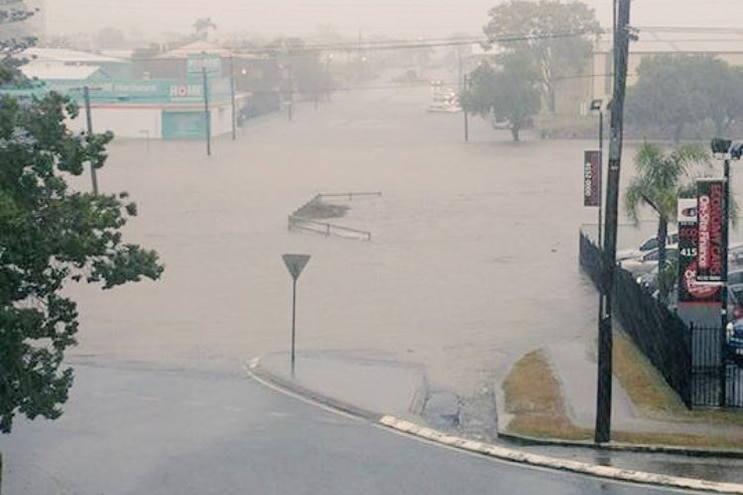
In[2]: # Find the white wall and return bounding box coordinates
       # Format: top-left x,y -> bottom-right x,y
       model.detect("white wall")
211,103 -> 234,137
66,104 -> 234,139
66,106 -> 163,139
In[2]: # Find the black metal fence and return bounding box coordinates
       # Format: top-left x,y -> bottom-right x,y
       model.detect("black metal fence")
580,232 -> 694,407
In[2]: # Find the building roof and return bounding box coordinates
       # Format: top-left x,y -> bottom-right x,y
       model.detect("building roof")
21,47 -> 125,64
21,62 -> 104,81
160,40 -> 231,59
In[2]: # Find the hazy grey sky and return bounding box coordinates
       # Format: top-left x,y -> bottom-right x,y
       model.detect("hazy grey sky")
45,0 -> 743,40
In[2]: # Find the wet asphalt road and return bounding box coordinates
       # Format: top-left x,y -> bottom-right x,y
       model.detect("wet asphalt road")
1,361 -> 711,494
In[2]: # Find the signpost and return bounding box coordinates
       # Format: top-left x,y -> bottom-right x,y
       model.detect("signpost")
282,254 -> 311,376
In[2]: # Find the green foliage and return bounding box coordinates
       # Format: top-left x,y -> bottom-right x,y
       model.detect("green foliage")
627,54 -> 743,142
0,92 -> 164,433
460,57 -> 541,141
0,0 -> 37,86
483,0 -> 601,113
624,142 -> 713,268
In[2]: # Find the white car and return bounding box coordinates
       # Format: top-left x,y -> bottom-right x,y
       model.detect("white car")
619,246 -> 678,277
616,232 -> 679,262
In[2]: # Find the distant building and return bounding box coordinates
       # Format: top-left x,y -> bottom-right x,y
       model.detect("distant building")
5,47 -> 238,140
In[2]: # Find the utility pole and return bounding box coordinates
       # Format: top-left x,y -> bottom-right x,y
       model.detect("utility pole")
83,86 -> 99,195
288,66 -> 294,122
463,74 -> 469,142
229,55 -> 236,140
202,66 -> 212,156
595,0 -> 631,444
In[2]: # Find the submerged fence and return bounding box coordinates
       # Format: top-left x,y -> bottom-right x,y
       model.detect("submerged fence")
288,192 -> 380,241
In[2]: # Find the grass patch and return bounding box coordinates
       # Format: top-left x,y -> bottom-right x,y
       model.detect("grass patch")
503,350 -> 592,441
503,342 -> 743,448
615,329 -> 743,428
613,330 -> 687,415
294,197 -> 349,220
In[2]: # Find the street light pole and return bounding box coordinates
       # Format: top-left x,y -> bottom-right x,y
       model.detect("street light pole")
590,99 -> 604,246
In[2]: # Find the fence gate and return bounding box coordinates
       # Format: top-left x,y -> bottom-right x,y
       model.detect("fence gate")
691,325 -> 743,407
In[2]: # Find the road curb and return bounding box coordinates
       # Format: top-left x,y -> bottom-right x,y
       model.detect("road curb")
246,357 -> 383,422
380,416 -> 743,494
498,431 -> 743,459
247,356 -> 743,493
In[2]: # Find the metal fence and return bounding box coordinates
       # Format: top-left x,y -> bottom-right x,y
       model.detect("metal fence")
579,231 -> 743,409
579,232 -> 692,407
690,325 -> 743,407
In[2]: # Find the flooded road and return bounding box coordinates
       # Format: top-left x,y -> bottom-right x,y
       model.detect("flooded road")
63,83 -> 685,395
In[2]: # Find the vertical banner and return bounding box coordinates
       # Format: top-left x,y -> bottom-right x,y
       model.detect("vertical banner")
678,198 -> 720,303
697,179 -> 726,283
583,150 -> 601,207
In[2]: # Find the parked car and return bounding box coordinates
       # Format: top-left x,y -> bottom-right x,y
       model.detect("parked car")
616,232 -> 679,262
729,243 -> 743,268
725,284 -> 743,363
637,264 -> 660,293
618,246 -> 678,277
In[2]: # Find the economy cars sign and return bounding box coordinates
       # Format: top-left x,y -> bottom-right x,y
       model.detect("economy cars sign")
696,179 -> 726,283
583,150 -> 601,207
678,198 -> 720,303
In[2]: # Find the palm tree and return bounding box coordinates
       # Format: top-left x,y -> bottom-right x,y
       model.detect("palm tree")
624,143 -> 712,271
193,17 -> 217,41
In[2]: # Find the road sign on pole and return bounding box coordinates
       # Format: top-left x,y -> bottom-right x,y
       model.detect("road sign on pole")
283,254 -> 310,280
282,254 -> 311,376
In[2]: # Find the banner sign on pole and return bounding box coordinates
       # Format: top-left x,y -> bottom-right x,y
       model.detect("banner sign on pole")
696,179 -> 726,283
583,150 -> 601,207
678,198 -> 720,303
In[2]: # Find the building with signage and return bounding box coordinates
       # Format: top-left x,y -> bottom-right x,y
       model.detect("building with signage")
6,48 -> 244,140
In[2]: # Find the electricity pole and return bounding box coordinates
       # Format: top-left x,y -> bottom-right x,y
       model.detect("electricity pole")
595,0 -> 631,444
202,66 -> 211,156
229,55 -> 236,140
463,74 -> 469,142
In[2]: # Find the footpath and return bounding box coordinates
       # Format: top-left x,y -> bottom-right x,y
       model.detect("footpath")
249,347 -> 743,494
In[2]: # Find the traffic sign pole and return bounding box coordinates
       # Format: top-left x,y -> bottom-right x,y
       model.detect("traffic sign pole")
291,277 -> 297,375
282,254 -> 311,376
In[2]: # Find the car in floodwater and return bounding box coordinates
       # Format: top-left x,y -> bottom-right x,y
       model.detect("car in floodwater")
725,284 -> 743,363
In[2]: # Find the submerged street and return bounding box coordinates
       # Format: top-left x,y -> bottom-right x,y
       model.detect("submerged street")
5,81 -> 741,493
63,84 -> 615,393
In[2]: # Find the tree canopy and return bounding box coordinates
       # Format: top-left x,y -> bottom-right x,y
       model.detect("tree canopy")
627,54 -> 743,142
483,0 -> 601,114
460,56 -> 541,141
0,6 -> 164,433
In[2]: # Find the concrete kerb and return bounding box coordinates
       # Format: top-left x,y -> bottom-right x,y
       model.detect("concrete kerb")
246,357 -> 383,422
380,416 -> 743,494
497,431 -> 743,459
246,357 -> 743,495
